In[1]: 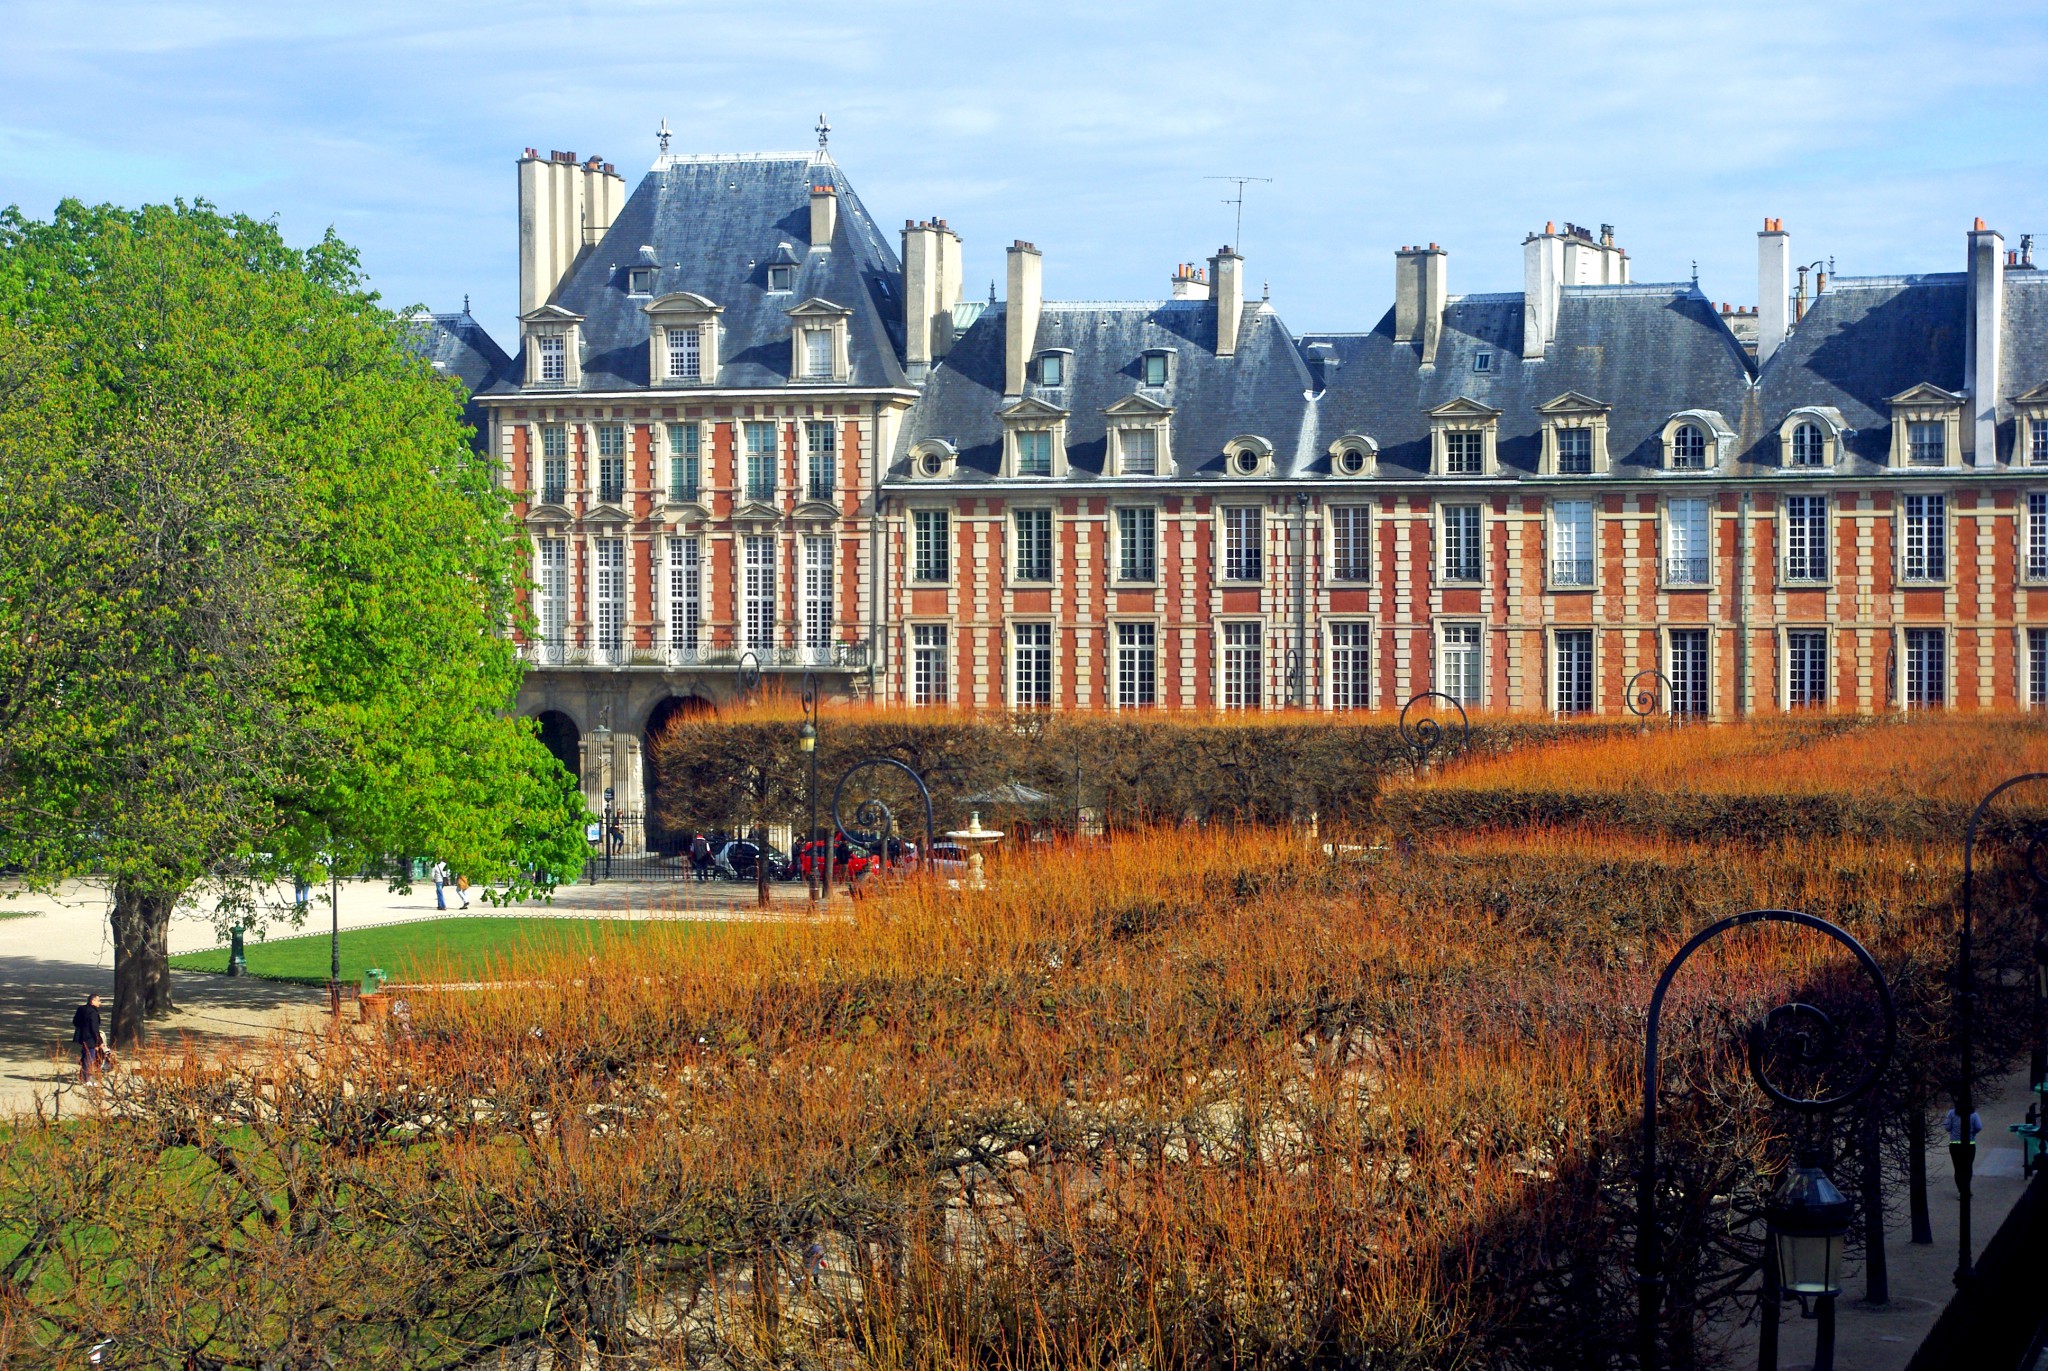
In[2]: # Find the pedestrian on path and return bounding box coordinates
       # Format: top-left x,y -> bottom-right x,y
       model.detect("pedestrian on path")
454,872 -> 471,910
72,993 -> 105,1084
430,859 -> 449,910
689,833 -> 711,882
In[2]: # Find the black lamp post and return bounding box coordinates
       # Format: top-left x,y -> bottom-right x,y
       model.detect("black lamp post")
1626,668 -> 1674,729
1397,690 -> 1471,772
799,671 -> 822,902
1954,771 -> 2048,1285
831,756 -> 935,882
1636,908 -> 1897,1371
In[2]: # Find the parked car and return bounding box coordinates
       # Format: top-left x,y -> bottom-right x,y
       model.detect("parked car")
795,837 -> 879,881
713,839 -> 795,883
928,842 -> 969,875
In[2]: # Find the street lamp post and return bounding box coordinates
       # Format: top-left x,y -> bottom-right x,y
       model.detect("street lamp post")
799,671 -> 822,902
1954,771 -> 2048,1286
1397,690 -> 1471,772
831,756 -> 935,884
1636,908 -> 1897,1371
1626,668 -> 1675,730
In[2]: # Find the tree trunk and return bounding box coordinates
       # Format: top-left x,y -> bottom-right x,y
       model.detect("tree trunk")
147,909 -> 175,1016
109,880 -> 180,1048
1863,1107 -> 1889,1304
1907,1105 -> 1933,1245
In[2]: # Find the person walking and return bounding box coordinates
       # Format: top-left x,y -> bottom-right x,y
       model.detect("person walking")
430,859 -> 449,911
453,871 -> 471,910
689,832 -> 711,883
72,993 -> 105,1084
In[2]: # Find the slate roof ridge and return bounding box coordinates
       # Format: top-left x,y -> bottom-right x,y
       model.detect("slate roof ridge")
1042,299 -> 1179,310
652,151 -> 815,167
1558,281 -> 1700,297
1822,272 -> 1968,288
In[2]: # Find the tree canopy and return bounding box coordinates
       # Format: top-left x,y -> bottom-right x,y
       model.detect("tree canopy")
0,199 -> 585,1040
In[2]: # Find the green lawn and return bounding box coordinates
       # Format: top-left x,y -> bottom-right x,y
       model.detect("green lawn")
169,917 -> 716,984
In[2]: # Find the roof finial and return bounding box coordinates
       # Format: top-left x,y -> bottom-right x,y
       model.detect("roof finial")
816,113 -> 831,150
463,292 -> 471,315
656,118 -> 673,156
1690,260 -> 1698,286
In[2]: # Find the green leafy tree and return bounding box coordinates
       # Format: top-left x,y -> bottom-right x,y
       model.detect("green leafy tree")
0,201 -> 586,1044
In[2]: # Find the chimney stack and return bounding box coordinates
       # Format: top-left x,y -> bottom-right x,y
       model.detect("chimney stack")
1394,243 -> 1448,366
809,181 -> 838,249
518,149 -> 626,315
1171,263 -> 1210,300
1966,218 -> 2005,467
1757,218 -> 1791,365
901,219 -> 965,381
1210,246 -> 1244,356
1523,225 -> 1562,361
1004,240 -> 1043,397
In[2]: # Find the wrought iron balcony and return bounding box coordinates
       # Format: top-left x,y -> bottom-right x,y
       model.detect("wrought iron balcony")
1550,557 -> 1594,587
1665,555 -> 1710,586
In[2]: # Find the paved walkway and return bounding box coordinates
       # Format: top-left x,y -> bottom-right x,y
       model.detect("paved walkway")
0,875 -> 835,1115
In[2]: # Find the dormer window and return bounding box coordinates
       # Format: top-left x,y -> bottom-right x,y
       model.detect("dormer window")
643,292 -> 722,388
1039,353 -> 1067,387
1428,399 -> 1501,477
1329,434 -> 1377,478
768,264 -> 795,292
628,266 -> 657,296
1224,435 -> 1274,478
520,305 -> 585,390
538,335 -> 566,382
909,440 -> 958,480
1472,351 -> 1494,374
2014,385 -> 2048,465
1658,409 -> 1736,473
1104,394 -> 1174,477
1885,384 -> 1963,469
1778,407 -> 1849,469
1142,351 -> 1171,387
1538,392 -> 1613,476
999,397 -> 1069,478
785,298 -> 853,385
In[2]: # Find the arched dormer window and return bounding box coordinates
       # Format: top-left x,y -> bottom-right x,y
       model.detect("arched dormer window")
1658,410 -> 1735,472
908,439 -> 957,481
1224,434 -> 1274,478
643,292 -> 722,387
1776,406 -> 1851,469
1328,434 -> 1377,478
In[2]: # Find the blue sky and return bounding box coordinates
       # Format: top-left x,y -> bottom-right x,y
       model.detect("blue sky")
4,0 -> 2044,350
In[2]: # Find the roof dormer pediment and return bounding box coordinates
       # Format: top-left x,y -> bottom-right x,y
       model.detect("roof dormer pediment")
1887,382 -> 1964,407
1428,396 -> 1503,420
1537,390 -> 1612,416
520,303 -> 584,325
2011,380 -> 2048,406
996,396 -> 1070,422
644,291 -> 722,316
786,296 -> 853,319
1103,392 -> 1174,418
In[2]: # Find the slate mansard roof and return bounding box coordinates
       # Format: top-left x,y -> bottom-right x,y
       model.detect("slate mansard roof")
484,153 -> 909,395
893,299 -> 1316,482
409,310 -> 516,393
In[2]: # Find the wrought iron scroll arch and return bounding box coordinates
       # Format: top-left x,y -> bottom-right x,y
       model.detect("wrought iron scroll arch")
831,756 -> 936,876
1398,690 -> 1471,769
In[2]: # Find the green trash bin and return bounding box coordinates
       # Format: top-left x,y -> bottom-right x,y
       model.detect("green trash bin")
361,967 -> 387,996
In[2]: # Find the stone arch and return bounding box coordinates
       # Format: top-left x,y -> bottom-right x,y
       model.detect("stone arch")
534,710 -> 582,784
643,694 -> 715,852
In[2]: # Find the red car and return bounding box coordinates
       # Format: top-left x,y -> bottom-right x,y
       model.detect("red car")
795,838 -> 878,881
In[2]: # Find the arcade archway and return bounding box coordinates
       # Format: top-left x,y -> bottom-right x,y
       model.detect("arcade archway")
643,695 -> 714,852
534,710 -> 582,785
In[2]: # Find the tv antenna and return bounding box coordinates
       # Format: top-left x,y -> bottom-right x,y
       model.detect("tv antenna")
1205,175 -> 1272,253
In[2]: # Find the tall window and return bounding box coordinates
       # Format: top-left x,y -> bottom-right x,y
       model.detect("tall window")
806,422 -> 836,502
1116,507 -> 1157,582
1012,623 -> 1053,708
1903,627 -> 1945,708
1907,420 -> 1946,466
802,535 -> 833,652
1016,430 -> 1052,477
2029,492 -> 2048,580
1444,430 -> 1484,475
1439,623 -> 1481,704
1120,427 -> 1158,476
1329,622 -> 1371,710
538,334 -> 565,382
1665,498 -> 1710,585
1115,623 -> 1156,708
536,538 -> 566,663
1558,427 -> 1593,474
1223,507 -> 1263,581
1791,421 -> 1825,467
1331,506 -> 1372,582
1785,495 -> 1829,582
1669,628 -> 1710,717
596,424 -> 626,504
743,423 -> 777,502
1670,424 -> 1706,470
1787,629 -> 1826,708
1442,504 -> 1482,583
1222,622 -> 1262,709
593,538 -> 625,664
667,424 -> 699,501
666,325 -> 701,381
666,536 -> 700,657
2031,628 -> 2048,707
912,624 -> 949,706
1554,630 -> 1593,715
803,329 -> 832,379
2031,418 -> 2048,467
540,424 -> 568,505
741,535 -> 775,650
1551,500 -> 1594,587
1013,508 -> 1053,583
1902,494 -> 1947,581
912,509 -> 950,582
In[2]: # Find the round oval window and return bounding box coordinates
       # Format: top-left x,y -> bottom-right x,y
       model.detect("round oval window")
919,452 -> 943,477
1339,448 -> 1366,474
1234,450 -> 1260,475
